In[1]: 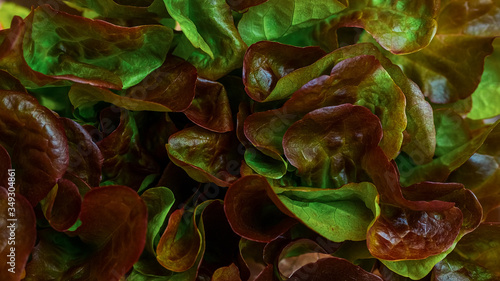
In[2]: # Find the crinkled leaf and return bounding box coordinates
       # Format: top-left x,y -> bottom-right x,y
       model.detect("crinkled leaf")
140,187 -> 175,254
69,57 -> 197,113
0,187 -> 36,281
72,185 -> 148,280
168,0 -> 247,80
469,38 -> 500,119
40,179 -> 82,231
238,0 -> 348,46
242,41 -> 326,102
368,204 -> 462,260
269,182 -> 380,242
224,175 -> 296,242
245,55 -> 407,163
211,263 -> 242,281
363,148 -> 482,267
288,257 -> 383,281
378,184 -> 482,275
433,223 -> 500,280
283,104 -> 383,187
400,120 -> 500,186
166,126 -> 241,187
245,43 -> 435,164
0,90 -> 69,206
61,117 -> 103,187
184,78 -> 234,133
17,5 -> 172,89
98,110 -> 160,190
317,0 -> 439,54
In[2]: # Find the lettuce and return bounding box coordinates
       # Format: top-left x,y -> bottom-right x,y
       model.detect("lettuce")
0,1 -> 499,280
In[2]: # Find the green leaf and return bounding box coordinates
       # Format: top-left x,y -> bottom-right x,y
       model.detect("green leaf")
166,126 -> 241,187
141,187 -> 175,254
244,148 -> 288,179
434,109 -> 471,157
316,0 -> 439,54
21,5 -> 172,89
433,223 -> 500,280
381,242 -> 458,280
167,0 -> 247,80
469,39 -> 500,120
269,182 -> 380,242
359,0 -> 500,104
400,120 -> 500,186
238,0 -> 347,46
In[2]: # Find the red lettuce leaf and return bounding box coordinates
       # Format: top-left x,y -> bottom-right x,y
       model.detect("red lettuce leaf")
40,178 -> 82,231
156,208 -> 201,272
0,5 -> 172,90
242,41 -> 326,102
0,90 -> 69,206
166,126 -> 241,187
24,5 -> 172,89
0,187 -> 36,281
69,56 -> 197,113
224,175 -> 297,242
244,43 -> 435,164
72,185 -> 148,280
153,200 -> 223,280
184,78 -> 234,133
60,117 -> 103,187
283,104 -> 383,188
245,55 -> 406,163
364,148 -> 482,261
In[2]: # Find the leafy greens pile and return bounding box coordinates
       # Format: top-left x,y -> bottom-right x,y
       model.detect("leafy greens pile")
0,0 -> 500,280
